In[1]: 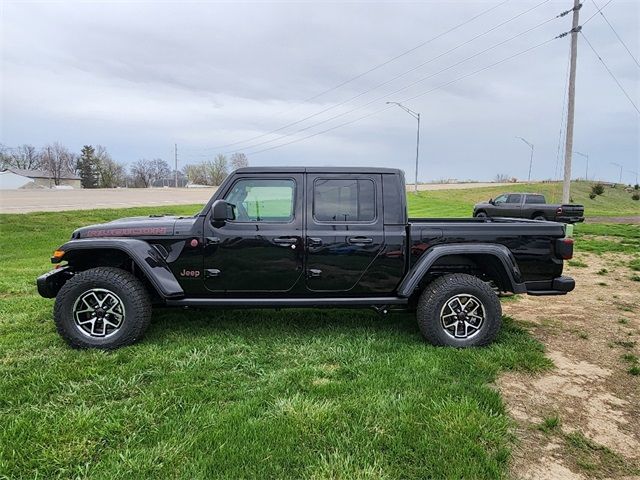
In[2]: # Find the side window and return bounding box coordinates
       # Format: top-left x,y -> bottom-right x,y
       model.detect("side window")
225,178 -> 295,222
525,195 -> 545,204
313,178 -> 375,222
494,194 -> 508,204
506,194 -> 522,204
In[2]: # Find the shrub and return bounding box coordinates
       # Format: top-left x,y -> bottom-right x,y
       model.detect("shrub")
634,184 -> 639,190
632,193 -> 639,201
589,193 -> 597,200
591,183 -> 605,196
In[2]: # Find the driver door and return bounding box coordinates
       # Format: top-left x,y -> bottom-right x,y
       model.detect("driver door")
203,174 -> 304,293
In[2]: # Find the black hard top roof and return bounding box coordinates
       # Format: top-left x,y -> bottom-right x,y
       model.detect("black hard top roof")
234,166 -> 403,175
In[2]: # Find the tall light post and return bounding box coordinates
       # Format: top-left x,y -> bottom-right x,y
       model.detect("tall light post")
611,162 -> 623,184
387,101 -> 420,194
515,136 -> 534,182
573,151 -> 589,180
628,169 -> 638,185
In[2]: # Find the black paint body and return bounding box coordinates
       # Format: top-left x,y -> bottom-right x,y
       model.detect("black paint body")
38,167 -> 575,305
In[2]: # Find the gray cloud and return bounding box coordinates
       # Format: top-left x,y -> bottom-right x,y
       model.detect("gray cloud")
1,0 -> 638,183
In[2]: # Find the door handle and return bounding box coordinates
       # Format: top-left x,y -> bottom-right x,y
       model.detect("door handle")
205,268 -> 221,278
307,237 -> 323,247
205,236 -> 220,246
308,269 -> 322,278
273,237 -> 297,245
347,236 -> 373,245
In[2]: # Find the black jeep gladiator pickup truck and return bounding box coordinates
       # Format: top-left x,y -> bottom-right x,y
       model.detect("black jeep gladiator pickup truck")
473,193 -> 585,223
38,167 -> 575,349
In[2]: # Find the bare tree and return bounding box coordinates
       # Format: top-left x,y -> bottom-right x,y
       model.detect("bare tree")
41,143 -> 77,186
230,152 -> 249,170
183,163 -> 208,185
2,144 -> 42,170
149,158 -> 171,185
130,158 -> 171,187
207,154 -> 229,185
0,144 -> 11,169
130,159 -> 154,187
494,173 -> 511,183
93,145 -> 126,188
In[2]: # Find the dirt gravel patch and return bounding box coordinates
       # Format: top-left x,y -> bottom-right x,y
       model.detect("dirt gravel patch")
499,252 -> 640,479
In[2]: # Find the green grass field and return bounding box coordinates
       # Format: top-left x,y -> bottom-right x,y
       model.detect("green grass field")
0,191 -> 636,478
408,181 -> 639,218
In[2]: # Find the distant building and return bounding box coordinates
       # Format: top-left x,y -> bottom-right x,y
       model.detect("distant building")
0,168 -> 81,189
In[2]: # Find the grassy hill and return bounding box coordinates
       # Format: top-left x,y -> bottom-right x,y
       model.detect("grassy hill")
408,181 -> 639,218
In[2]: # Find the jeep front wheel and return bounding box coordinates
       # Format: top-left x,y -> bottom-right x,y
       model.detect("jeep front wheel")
417,273 -> 501,347
54,267 -> 152,349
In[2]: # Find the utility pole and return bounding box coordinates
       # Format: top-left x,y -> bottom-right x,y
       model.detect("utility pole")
174,143 -> 178,188
562,0 -> 582,203
628,169 -> 638,185
387,101 -> 421,193
47,146 -> 52,189
573,151 -> 588,180
516,136 -> 534,182
611,162 -> 623,184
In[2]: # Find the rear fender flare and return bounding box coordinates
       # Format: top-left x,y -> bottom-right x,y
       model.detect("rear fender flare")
55,238 -> 184,299
397,243 -> 525,297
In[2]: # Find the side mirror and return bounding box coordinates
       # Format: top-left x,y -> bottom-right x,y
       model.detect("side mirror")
489,198 -> 495,205
211,200 -> 235,223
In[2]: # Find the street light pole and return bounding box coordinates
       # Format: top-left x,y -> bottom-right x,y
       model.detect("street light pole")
573,151 -> 589,180
387,101 -> 421,194
611,162 -> 623,184
515,136 -> 534,182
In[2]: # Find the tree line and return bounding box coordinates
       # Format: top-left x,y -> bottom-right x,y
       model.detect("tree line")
1,143 -> 249,188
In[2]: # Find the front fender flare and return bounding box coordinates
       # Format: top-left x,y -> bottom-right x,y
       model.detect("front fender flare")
55,238 -> 184,299
397,243 -> 525,297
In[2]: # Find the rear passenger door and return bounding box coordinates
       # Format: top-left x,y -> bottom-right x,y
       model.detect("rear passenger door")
305,174 -> 384,292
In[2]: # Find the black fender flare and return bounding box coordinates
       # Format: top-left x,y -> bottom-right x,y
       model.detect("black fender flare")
54,238 -> 184,299
397,243 -> 526,297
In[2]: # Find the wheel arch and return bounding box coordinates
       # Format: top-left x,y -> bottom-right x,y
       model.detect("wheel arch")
398,244 -> 526,298
52,239 -> 184,299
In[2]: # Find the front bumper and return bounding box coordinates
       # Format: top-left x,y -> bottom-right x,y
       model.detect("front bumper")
37,267 -> 73,298
526,275 -> 575,296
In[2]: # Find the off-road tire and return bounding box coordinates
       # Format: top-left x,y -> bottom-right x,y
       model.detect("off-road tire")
417,273 -> 502,347
54,267 -> 152,349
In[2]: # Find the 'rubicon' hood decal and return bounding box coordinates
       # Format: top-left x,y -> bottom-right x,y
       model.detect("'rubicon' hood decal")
73,216 -> 180,239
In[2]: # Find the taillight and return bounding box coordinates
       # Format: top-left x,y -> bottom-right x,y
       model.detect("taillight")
556,206 -> 563,215
555,237 -> 574,260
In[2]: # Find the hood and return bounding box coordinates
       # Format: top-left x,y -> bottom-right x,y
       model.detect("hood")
72,215 -> 181,239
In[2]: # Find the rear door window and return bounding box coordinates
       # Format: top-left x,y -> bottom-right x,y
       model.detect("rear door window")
313,178 -> 375,222
525,194 -> 545,204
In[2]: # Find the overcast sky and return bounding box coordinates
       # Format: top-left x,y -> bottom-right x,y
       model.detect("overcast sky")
1,0 -> 639,183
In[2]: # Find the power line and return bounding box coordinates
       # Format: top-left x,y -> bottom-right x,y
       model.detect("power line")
580,31 -> 640,114
555,48 -> 572,181
591,0 -> 640,69
195,0 -> 514,152
582,0 -> 614,25
206,0 -> 554,155
247,37 -> 558,156
226,14 -> 561,155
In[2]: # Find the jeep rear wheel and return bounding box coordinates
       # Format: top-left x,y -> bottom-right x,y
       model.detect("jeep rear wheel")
417,273 -> 501,347
54,267 -> 152,349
